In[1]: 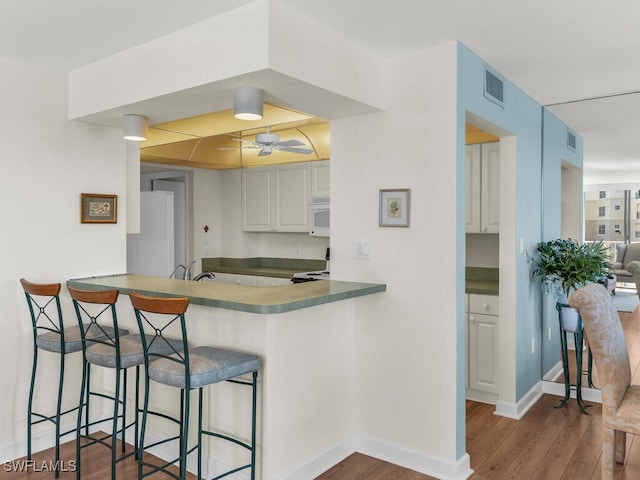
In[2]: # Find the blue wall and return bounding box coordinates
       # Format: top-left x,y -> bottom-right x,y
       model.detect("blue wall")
540,109 -> 584,373
456,43 -> 582,458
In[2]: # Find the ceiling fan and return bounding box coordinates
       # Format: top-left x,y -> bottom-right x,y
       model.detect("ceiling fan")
221,126 -> 314,156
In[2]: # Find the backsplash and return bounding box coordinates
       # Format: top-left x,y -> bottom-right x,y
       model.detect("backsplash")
466,233 -> 499,267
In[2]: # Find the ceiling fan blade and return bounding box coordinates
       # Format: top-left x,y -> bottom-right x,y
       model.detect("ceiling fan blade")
231,136 -> 261,146
257,148 -> 271,157
275,146 -> 314,155
275,139 -> 305,147
218,145 -> 260,151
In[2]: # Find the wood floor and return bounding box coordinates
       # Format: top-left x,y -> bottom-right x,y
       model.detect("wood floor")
5,307 -> 640,480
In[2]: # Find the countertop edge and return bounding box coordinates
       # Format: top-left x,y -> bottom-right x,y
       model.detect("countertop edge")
67,275 -> 387,314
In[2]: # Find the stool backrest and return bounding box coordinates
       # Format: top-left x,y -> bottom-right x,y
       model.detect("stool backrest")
68,286 -> 121,356
129,292 -> 190,379
20,278 -> 65,346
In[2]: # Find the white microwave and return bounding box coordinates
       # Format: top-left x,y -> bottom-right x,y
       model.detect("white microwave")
309,196 -> 330,237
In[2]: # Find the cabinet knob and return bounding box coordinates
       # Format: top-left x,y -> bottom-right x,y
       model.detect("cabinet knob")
470,315 -> 476,322
482,227 -> 487,232
482,302 -> 489,309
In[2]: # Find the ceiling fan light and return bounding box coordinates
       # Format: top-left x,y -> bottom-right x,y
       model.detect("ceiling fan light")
123,114 -> 148,141
234,86 -> 263,120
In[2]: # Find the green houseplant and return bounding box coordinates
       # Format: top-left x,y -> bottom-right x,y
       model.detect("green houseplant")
532,238 -> 611,297
532,238 -> 611,332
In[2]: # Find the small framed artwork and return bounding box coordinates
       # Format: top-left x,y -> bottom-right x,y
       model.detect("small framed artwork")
379,189 -> 411,227
81,193 -> 117,224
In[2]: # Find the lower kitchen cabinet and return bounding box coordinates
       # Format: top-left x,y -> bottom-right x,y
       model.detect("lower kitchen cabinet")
205,273 -> 257,286
466,293 -> 499,403
205,273 -> 292,287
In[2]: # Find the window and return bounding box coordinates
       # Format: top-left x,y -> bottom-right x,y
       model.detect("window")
636,231 -> 640,239
598,225 -> 606,235
615,205 -> 621,211
615,224 -> 621,230
599,191 -> 606,199
599,206 -> 606,217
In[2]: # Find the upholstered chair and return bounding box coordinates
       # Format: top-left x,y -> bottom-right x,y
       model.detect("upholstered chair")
569,283 -> 640,480
627,260 -> 640,298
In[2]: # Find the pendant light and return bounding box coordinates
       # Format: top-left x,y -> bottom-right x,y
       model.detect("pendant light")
123,114 -> 149,141
233,86 -> 264,120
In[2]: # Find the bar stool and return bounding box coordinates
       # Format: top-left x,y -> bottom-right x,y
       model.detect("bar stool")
68,286 -> 185,480
20,279 -> 111,478
129,292 -> 261,480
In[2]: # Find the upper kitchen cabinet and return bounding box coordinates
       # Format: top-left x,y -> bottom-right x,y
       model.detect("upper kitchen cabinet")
242,163 -> 311,232
311,160 -> 330,197
466,142 -> 500,233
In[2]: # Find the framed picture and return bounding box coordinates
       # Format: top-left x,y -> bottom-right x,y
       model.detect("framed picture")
81,193 -> 117,224
379,189 -> 410,227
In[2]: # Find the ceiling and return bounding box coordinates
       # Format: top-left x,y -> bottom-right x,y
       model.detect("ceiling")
141,104 -> 330,169
2,0 -> 640,183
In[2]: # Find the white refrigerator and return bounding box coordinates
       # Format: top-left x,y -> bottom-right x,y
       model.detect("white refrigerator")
127,191 -> 175,277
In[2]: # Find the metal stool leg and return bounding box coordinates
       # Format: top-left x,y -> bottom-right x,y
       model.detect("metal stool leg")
27,348 -> 38,461
250,371 -> 258,480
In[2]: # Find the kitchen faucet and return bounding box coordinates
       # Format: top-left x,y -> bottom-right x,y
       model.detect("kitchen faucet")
183,260 -> 196,280
169,260 -> 197,280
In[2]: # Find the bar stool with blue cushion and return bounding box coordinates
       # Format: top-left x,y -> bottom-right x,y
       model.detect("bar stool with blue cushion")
129,291 -> 261,480
20,279 -> 115,478
68,286 -> 185,480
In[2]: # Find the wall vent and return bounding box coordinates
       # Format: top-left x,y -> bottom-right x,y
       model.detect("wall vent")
567,130 -> 577,151
484,67 -> 504,107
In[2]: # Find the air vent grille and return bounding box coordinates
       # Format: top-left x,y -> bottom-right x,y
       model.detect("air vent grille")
567,130 -> 577,151
484,68 -> 504,107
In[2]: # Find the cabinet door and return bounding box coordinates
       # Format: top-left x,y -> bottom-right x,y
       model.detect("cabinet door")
311,160 -> 330,197
465,145 -> 481,233
242,168 -> 273,231
274,163 -> 311,232
468,312 -> 498,394
256,276 -> 292,287
481,142 -> 500,233
205,273 -> 257,286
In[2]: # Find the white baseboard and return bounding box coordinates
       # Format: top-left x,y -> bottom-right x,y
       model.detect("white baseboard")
0,413 -> 109,465
494,382 -> 543,419
541,380 -> 602,404
275,433 -> 473,480
5,415 -> 477,480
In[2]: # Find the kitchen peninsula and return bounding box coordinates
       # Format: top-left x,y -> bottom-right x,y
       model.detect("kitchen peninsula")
66,274 -> 386,480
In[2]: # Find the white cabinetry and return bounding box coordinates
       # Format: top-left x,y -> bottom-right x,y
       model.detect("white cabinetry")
311,160 -> 330,197
242,163 -> 311,232
255,276 -> 292,287
205,273 -> 257,286
204,273 -> 291,287
465,142 -> 500,233
466,294 -> 499,401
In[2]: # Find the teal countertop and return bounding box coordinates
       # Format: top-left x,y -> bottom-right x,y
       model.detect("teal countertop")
67,274 -> 386,314
201,257 -> 326,279
466,267 -> 499,295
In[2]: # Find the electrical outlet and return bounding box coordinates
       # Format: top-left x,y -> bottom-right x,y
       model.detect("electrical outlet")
531,338 -> 535,354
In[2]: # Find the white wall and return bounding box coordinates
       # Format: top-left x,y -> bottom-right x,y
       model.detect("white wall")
63,1 -> 466,477
332,43 -> 460,465
0,56 -> 125,460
